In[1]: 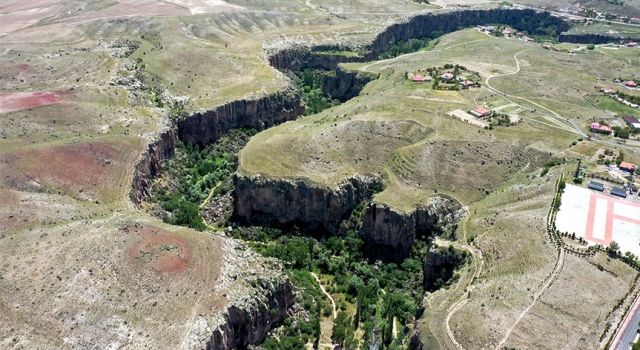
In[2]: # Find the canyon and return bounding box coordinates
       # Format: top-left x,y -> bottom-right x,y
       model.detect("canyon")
130,7 -> 625,349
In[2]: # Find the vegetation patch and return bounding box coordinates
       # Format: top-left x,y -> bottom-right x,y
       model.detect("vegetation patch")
232,225 -> 435,349
147,129 -> 256,230
296,69 -> 339,115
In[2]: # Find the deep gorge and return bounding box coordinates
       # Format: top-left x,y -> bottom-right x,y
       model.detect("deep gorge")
130,7 -> 624,349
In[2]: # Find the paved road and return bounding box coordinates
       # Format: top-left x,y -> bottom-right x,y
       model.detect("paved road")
611,295 -> 640,350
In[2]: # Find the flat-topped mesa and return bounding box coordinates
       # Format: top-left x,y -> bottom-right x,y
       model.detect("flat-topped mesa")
233,174 -> 383,234
361,198 -> 466,260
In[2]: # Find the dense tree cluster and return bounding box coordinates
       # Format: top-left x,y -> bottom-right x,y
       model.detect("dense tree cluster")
297,69 -> 339,115
149,129 -> 255,230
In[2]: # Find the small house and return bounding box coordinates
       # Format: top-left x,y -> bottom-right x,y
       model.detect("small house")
624,80 -> 638,88
602,87 -> 617,94
624,116 -> 640,129
611,186 -> 628,198
619,161 -> 638,173
590,122 -> 612,134
588,181 -> 605,192
411,74 -> 431,83
626,41 -> 638,47
470,106 -> 492,118
460,80 -> 476,89
441,72 -> 454,81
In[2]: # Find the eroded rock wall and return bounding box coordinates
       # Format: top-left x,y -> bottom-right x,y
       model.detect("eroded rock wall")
206,281 -> 293,350
361,198 -> 465,260
131,127 -> 177,204
177,89 -> 303,148
366,8 -> 571,58
233,174 -> 382,234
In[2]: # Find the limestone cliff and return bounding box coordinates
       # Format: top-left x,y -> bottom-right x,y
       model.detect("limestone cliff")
206,282 -> 293,349
182,239 -> 294,350
423,245 -> 468,291
233,174 -> 382,234
361,198 -> 465,260
366,8 -> 571,58
131,127 -> 177,204
177,89 -> 303,148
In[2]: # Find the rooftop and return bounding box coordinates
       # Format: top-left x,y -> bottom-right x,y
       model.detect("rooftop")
620,161 -> 637,171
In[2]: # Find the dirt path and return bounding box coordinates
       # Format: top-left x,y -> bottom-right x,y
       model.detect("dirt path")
484,50 -> 640,155
199,181 -> 222,209
443,236 -> 485,350
495,248 -> 565,349
311,272 -> 337,319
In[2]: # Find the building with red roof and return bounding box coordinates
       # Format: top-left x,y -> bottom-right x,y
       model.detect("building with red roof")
619,161 -> 638,173
624,80 -> 638,88
411,74 -> 431,82
441,72 -> 454,81
470,106 -> 492,118
590,122 -> 612,134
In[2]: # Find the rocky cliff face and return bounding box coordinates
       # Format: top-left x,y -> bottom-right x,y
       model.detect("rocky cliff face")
423,246 -> 468,291
360,198 -> 465,260
206,281 -> 293,350
268,45 -> 361,72
233,174 -> 382,234
366,8 -> 571,58
131,127 -> 177,204
408,329 -> 425,350
130,90 -> 303,204
181,239 -> 294,350
177,89 -> 303,148
322,69 -> 376,102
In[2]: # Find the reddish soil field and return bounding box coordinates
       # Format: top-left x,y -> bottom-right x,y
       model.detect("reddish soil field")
16,64 -> 30,72
125,225 -> 193,274
0,91 -> 62,113
0,140 -> 128,201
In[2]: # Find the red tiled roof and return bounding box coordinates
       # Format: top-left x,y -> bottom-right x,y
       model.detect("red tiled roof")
412,74 -> 428,82
590,122 -> 612,132
620,161 -> 637,171
473,106 -> 491,115
625,80 -> 638,87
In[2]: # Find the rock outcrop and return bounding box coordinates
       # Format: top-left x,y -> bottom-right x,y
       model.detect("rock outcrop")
321,69 -> 376,102
365,8 -> 571,58
408,329 -> 425,350
131,127 -> 177,204
233,174 -> 382,234
361,198 -> 465,260
423,245 -> 468,291
206,282 -> 293,350
131,90 -> 303,204
177,89 -> 303,148
181,239 -> 294,350
267,45 -> 361,73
